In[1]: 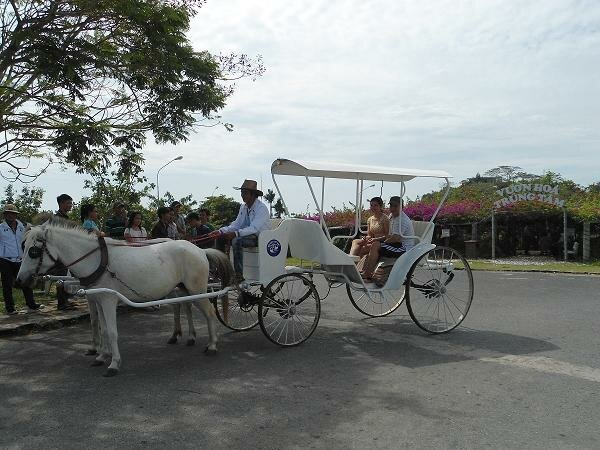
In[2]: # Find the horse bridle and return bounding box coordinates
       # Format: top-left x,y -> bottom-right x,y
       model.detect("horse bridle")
28,234 -> 109,286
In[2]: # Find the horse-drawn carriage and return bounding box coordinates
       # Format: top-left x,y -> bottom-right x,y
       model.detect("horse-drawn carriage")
214,158 -> 474,345
17,158 -> 473,376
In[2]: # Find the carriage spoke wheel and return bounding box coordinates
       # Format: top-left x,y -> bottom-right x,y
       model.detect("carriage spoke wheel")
346,283 -> 405,317
258,273 -> 321,346
212,278 -> 260,331
406,246 -> 473,334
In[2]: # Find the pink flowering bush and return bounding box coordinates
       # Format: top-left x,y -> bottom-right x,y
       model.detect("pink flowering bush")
297,207 -> 358,227
404,200 -> 483,221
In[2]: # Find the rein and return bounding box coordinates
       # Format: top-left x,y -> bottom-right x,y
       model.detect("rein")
33,236 -> 109,287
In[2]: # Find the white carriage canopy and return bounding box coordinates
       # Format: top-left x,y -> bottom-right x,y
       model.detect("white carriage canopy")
270,158 -> 453,242
271,159 -> 453,182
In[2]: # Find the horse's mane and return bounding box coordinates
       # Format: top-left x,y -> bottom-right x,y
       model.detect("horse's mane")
29,215 -> 169,247
33,215 -> 97,240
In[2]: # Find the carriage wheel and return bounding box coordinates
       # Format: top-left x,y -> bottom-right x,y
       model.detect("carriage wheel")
346,283 -> 405,317
406,246 -> 473,333
258,273 -> 321,346
212,279 -> 260,331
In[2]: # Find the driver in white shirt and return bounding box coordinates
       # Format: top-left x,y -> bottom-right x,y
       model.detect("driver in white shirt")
207,179 -> 271,279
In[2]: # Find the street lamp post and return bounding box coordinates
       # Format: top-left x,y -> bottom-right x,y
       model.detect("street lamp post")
156,156 -> 183,202
348,184 -> 376,208
361,183 -> 376,197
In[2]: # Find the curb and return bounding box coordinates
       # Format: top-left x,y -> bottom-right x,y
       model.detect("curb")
0,311 -> 90,337
0,304 -> 135,338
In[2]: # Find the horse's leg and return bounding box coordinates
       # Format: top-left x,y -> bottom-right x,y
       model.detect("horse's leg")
193,299 -> 218,355
97,297 -> 121,377
86,298 -> 100,356
168,302 -> 182,344
184,302 -> 196,346
91,299 -> 111,367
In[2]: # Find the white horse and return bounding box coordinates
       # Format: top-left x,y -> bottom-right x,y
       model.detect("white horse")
169,248 -> 232,346
17,219 -> 232,377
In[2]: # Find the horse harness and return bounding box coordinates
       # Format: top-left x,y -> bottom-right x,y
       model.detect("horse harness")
29,235 -> 109,287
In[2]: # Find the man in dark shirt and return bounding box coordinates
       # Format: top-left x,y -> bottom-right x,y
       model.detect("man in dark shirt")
151,207 -> 171,238
105,202 -> 127,239
54,194 -> 76,310
186,211 -> 214,249
55,193 -> 72,220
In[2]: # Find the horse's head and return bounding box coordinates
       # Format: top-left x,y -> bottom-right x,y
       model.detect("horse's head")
17,224 -> 60,287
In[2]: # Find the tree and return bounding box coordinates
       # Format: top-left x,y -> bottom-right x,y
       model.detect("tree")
264,189 -> 276,218
79,148 -> 153,223
273,198 -> 285,218
158,191 -> 198,212
200,194 -> 239,228
0,0 -> 264,181
1,184 -> 45,223
484,166 -> 537,183
588,182 -> 600,194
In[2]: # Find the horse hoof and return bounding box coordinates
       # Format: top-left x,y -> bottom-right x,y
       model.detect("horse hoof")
186,339 -> 195,346
91,360 -> 104,366
84,349 -> 98,356
203,347 -> 217,356
103,368 -> 119,377
167,336 -> 178,345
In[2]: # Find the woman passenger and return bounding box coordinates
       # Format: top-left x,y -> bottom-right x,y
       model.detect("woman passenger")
350,196 -> 389,279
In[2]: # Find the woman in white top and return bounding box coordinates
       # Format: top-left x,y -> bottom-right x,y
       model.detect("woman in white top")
124,211 -> 148,242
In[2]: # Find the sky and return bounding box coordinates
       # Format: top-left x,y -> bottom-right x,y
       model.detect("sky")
6,0 -> 600,214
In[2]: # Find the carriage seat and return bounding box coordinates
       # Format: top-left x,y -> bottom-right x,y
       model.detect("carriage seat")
375,220 -> 433,269
240,219 -> 283,252
241,218 -> 284,279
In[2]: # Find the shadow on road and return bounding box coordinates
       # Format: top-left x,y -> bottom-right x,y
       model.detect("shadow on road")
0,306 -> 562,448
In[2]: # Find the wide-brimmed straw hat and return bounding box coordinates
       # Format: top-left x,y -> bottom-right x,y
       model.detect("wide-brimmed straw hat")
2,204 -> 19,214
234,179 -> 263,196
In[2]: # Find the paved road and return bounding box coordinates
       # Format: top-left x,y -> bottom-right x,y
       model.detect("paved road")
1,271 -> 599,449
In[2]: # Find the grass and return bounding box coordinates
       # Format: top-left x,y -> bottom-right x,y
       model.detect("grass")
286,257 -> 600,275
459,260 -> 600,274
0,283 -> 56,315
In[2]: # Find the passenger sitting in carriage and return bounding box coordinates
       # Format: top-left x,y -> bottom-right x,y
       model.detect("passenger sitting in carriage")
350,196 -> 390,279
359,196 -> 415,281
381,196 -> 415,255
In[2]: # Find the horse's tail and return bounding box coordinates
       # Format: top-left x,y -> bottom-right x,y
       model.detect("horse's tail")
204,248 -> 233,288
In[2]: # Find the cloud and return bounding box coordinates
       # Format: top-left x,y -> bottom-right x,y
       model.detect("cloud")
13,0 -> 600,213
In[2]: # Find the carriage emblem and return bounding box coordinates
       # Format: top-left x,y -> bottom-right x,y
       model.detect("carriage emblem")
266,239 -> 281,257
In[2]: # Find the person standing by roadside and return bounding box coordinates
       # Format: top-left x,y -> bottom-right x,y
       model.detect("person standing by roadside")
151,207 -> 171,239
55,193 -> 73,220
185,211 -> 213,248
199,208 -> 215,233
80,203 -> 104,237
167,207 -> 179,239
170,201 -> 186,237
105,202 -> 127,239
124,211 -> 148,242
0,204 -> 44,315
54,194 -> 77,310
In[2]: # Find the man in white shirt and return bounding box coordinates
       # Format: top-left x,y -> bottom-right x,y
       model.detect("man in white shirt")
0,204 -> 44,314
381,196 -> 415,256
207,179 -> 271,278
